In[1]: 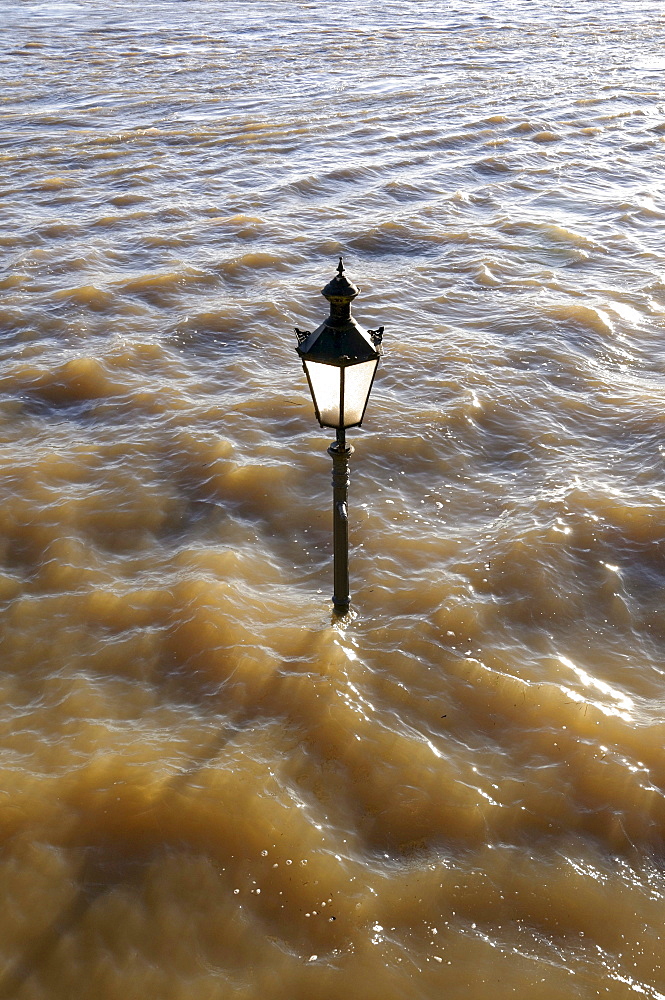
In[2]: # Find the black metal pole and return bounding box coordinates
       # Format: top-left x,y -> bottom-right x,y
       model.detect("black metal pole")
327,427 -> 353,613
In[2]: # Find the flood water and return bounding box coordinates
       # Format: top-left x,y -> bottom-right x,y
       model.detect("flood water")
2,1 -> 665,997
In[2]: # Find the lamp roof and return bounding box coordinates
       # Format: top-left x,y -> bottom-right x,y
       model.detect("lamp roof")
297,316 -> 378,366
321,258 -> 359,301
295,258 -> 381,366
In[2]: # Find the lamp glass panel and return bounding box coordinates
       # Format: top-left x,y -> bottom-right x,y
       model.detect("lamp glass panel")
304,360 -> 341,426
342,359 -> 378,426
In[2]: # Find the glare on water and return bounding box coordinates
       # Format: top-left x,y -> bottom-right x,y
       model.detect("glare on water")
1,1 -> 665,997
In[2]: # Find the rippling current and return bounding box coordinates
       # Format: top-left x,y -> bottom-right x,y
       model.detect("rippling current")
2,1 -> 665,997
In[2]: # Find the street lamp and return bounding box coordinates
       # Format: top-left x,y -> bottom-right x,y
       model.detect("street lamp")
295,258 -> 384,614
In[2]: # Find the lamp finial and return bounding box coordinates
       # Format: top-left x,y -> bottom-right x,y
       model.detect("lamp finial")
337,257 -> 344,276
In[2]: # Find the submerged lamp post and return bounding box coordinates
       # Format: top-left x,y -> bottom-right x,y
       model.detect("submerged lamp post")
295,259 -> 384,614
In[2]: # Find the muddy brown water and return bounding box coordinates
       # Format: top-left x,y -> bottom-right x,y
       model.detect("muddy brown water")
2,1 -> 665,997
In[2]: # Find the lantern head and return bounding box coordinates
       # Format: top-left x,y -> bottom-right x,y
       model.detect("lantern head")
295,259 -> 383,430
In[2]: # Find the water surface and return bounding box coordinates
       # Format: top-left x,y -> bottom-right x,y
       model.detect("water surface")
1,2 -> 665,997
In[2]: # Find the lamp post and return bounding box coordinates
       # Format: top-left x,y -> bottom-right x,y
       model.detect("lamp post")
295,259 -> 384,614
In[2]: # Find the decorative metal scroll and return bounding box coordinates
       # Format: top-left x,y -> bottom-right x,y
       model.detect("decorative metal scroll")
367,326 -> 384,349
